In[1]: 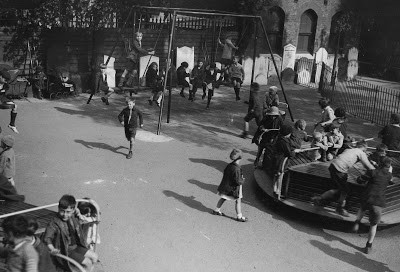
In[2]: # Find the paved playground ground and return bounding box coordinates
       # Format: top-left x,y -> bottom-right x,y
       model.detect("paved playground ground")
2,82 -> 399,272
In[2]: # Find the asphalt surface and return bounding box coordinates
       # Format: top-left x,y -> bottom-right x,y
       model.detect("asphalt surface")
2,82 -> 400,272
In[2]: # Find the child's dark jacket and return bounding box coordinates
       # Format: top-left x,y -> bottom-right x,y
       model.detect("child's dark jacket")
217,162 -> 244,198
118,107 -> 143,129
43,215 -> 87,271
176,66 -> 190,85
361,168 -> 392,207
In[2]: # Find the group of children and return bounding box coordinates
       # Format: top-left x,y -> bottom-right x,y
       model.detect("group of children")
0,194 -> 100,272
244,88 -> 400,254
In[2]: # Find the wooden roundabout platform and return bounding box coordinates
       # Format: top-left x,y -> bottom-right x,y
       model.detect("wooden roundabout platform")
254,152 -> 400,226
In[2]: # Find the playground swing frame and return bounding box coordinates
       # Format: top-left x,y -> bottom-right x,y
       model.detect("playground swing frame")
102,6 -> 294,135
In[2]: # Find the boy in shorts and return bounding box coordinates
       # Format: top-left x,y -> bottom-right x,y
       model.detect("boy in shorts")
44,194 -> 98,271
118,97 -> 143,159
353,157 -> 393,254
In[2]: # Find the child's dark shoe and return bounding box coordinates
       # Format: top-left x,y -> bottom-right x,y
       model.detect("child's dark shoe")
364,243 -> 372,254
212,210 -> 224,216
126,151 -> 133,159
101,97 -> 106,103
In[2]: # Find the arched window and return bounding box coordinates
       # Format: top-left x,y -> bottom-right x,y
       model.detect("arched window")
328,12 -> 345,54
264,7 -> 285,54
297,9 -> 317,54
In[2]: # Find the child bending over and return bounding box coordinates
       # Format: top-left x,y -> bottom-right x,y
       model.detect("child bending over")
43,195 -> 98,272
378,113 -> 400,153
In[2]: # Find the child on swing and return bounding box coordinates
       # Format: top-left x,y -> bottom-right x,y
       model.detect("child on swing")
118,97 -> 143,159
119,31 -> 154,88
218,35 -> 239,83
228,55 -> 244,101
203,62 -> 221,109
176,61 -> 192,98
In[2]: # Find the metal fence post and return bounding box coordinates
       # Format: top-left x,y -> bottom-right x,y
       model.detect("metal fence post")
372,85 -> 379,123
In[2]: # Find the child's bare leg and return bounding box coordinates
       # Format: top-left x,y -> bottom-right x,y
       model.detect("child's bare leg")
368,224 -> 378,244
235,198 -> 242,216
215,198 -> 225,211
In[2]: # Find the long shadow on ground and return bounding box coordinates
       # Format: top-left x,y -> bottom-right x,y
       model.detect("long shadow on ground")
74,139 -> 128,156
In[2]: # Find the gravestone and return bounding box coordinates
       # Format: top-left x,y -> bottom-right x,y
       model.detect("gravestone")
281,44 -> 296,82
176,46 -> 195,71
242,55 -> 269,85
282,44 -> 296,70
103,55 -> 116,87
267,54 -> 282,77
347,47 -> 359,80
314,47 -> 328,84
296,57 -> 312,84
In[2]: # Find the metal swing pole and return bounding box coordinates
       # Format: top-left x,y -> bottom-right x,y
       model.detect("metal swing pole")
86,6 -> 134,104
157,10 -> 177,135
258,17 -> 294,122
250,19 -> 258,85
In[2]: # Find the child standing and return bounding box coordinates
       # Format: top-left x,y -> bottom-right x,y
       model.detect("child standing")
326,123 -> 344,161
31,66 -> 46,100
0,135 -> 16,187
43,195 -> 98,272
26,217 -> 57,272
118,97 -> 143,159
228,56 -> 244,101
176,62 -> 192,98
311,140 -> 375,216
0,69 -> 19,134
378,113 -> 400,152
241,82 -> 263,138
212,148 -> 247,222
352,157 -> 393,254
308,131 -> 329,161
0,215 -> 39,272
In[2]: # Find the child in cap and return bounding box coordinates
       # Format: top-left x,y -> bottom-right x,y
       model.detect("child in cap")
252,106 -> 284,167
309,131 -> 329,161
326,123 -> 344,161
43,195 -> 98,272
0,69 -> 19,134
228,55 -> 244,101
353,157 -> 393,254
97,63 -> 114,105
176,61 -> 192,98
212,148 -> 247,222
0,135 -> 15,186
117,97 -> 143,159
